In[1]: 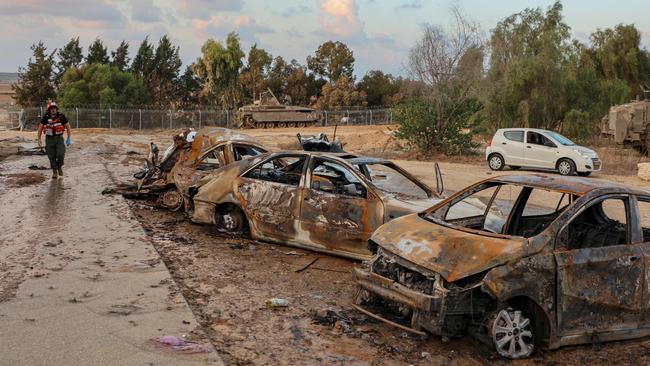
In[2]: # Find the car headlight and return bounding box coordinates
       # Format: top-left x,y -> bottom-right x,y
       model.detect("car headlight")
573,149 -> 592,160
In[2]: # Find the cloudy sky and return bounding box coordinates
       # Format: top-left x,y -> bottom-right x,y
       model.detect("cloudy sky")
1,0 -> 648,76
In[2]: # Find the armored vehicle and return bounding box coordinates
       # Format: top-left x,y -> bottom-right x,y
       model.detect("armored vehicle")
601,88 -> 650,151
235,89 -> 322,129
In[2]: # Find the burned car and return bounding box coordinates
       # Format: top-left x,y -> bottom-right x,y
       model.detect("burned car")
353,174 -> 650,359
126,128 -> 268,211
191,151 -> 444,260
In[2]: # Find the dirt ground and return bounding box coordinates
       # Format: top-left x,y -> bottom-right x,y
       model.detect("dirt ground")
2,125 -> 650,365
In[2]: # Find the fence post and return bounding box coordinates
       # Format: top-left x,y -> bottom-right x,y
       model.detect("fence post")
139,109 -> 142,130
169,109 -> 172,129
198,109 -> 202,129
226,110 -> 229,128
370,110 -> 373,125
161,112 -> 164,129
109,107 -> 112,129
75,107 -> 79,128
347,110 -> 350,125
389,109 -> 393,123
324,110 -> 328,127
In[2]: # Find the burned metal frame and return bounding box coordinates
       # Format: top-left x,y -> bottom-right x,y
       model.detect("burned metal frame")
191,151 -> 443,260
352,173 -> 650,357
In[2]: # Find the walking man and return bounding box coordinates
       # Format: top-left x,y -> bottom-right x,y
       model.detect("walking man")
37,101 -> 71,179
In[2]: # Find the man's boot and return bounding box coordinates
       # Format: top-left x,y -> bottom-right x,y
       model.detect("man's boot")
57,167 -> 63,177
52,169 -> 58,179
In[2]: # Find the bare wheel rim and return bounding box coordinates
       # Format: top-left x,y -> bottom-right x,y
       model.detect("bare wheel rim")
489,156 -> 503,170
492,309 -> 534,359
558,161 -> 572,175
222,211 -> 242,232
160,189 -> 183,211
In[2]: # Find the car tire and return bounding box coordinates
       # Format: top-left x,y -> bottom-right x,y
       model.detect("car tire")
215,205 -> 248,235
159,188 -> 184,212
577,171 -> 591,177
488,154 -> 505,171
509,166 -> 521,170
488,307 -> 535,359
556,159 -> 576,176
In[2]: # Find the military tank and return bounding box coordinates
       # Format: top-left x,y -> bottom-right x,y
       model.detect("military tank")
235,88 -> 322,129
601,88 -> 650,152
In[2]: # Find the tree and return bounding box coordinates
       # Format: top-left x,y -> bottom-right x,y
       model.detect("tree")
240,44 -> 272,101
86,38 -> 109,64
176,65 -> 202,108
152,35 -> 182,106
55,37 -> 83,86
590,24 -> 648,96
357,70 -> 399,106
267,57 -> 323,106
58,63 -> 150,107
313,76 -> 366,110
404,6 -> 484,152
194,32 -> 245,108
111,41 -> 130,71
485,1 -> 571,130
131,37 -> 155,79
12,42 -> 55,106
307,41 -> 355,83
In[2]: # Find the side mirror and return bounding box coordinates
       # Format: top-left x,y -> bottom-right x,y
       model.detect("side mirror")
434,162 -> 444,196
344,183 -> 364,197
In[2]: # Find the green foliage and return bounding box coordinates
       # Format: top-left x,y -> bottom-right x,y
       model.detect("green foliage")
307,41 -> 355,83
58,63 -> 150,107
12,42 -> 55,106
314,76 -> 366,110
240,44 -> 273,101
177,65 -> 202,108
267,57 -> 323,106
131,37 -> 154,79
151,35 -> 182,106
55,37 -> 83,86
111,41 -> 130,71
86,38 -> 109,64
357,70 -> 399,106
194,32 -> 245,109
395,98 -> 480,154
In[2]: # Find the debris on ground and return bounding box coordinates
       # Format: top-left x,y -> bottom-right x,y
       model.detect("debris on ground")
297,132 -> 344,152
28,164 -> 48,170
149,335 -> 212,354
265,298 -> 289,308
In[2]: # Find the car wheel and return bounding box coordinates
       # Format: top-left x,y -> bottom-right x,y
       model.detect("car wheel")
489,308 -> 534,359
488,154 -> 505,171
557,159 -> 576,176
509,166 -> 521,170
216,205 -> 247,234
159,189 -> 184,212
577,171 -> 591,177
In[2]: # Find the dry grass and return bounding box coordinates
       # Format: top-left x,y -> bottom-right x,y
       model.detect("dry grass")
595,146 -> 649,175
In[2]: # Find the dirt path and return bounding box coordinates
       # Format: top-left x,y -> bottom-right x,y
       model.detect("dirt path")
0,141 -> 220,365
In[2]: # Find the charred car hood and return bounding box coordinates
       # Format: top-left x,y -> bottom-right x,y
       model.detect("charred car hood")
371,214 -> 529,282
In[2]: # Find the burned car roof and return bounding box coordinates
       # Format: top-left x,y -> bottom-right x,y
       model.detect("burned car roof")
347,157 -> 393,165
487,173 -> 648,196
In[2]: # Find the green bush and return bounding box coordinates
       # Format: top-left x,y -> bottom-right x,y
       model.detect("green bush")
394,98 -> 479,155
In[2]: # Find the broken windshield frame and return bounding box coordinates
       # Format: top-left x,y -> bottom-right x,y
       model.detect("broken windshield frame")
422,182 -> 577,238
354,162 -> 431,200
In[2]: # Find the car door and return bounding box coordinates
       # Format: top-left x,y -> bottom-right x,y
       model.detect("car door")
299,157 -> 383,258
632,195 -> 650,326
524,131 -> 559,168
554,195 -> 644,335
237,154 -> 306,240
501,130 -> 525,165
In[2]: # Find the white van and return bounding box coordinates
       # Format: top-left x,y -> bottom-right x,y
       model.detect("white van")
485,128 -> 601,176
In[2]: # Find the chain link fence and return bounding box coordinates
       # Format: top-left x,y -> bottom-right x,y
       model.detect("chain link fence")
0,106 -> 395,131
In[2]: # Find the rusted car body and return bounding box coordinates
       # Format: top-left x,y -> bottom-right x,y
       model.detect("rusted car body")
191,151 -> 443,260
129,128 -> 268,210
353,174 -> 650,358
